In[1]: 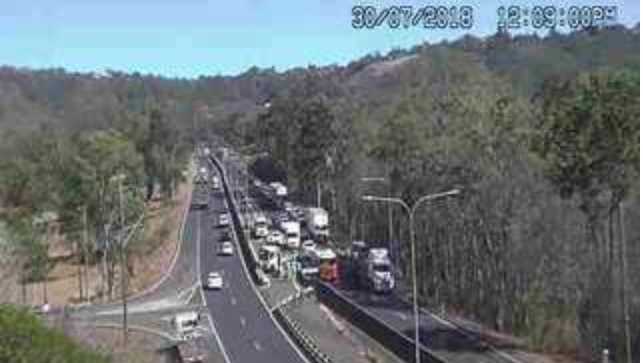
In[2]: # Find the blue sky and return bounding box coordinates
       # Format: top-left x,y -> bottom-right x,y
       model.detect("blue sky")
1,0 -> 638,78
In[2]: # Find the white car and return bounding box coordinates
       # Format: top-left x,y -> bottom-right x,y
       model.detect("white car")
206,272 -> 223,290
266,230 -> 285,245
301,239 -> 316,252
218,213 -> 230,227
284,202 -> 295,213
220,241 -> 234,256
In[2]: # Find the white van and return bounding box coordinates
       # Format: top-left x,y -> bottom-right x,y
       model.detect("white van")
172,311 -> 200,340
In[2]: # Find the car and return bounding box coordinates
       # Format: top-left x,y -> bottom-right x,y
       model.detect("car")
206,272 -> 223,289
219,229 -> 231,242
272,213 -> 289,226
284,201 -> 295,213
266,230 -> 285,245
293,207 -> 305,221
218,213 -> 230,227
301,239 -> 316,252
220,241 -> 234,256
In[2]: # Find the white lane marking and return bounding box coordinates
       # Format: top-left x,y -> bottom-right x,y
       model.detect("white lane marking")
207,313 -> 233,363
231,296 -> 237,306
394,311 -> 409,321
240,316 -> 246,328
198,203 -> 233,363
197,212 -> 207,306
211,156 -> 312,363
125,178 -> 193,302
253,340 -> 263,351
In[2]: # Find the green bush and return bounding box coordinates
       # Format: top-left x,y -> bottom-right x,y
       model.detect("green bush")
0,304 -> 110,363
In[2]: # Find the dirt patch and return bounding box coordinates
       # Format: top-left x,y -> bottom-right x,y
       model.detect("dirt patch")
127,182 -> 193,295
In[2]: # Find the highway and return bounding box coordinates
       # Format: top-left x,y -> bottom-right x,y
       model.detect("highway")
226,148 -> 519,363
198,159 -> 308,363
332,278 -> 516,363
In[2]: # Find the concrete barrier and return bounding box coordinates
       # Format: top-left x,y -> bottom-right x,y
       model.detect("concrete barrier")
316,281 -> 446,363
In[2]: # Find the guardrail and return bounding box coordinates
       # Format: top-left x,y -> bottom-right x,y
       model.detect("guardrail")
316,281 -> 446,363
212,150 -> 337,363
209,155 -> 261,285
274,290 -> 334,363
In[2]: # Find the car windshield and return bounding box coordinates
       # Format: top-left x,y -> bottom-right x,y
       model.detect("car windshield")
182,320 -> 198,329
373,264 -> 390,273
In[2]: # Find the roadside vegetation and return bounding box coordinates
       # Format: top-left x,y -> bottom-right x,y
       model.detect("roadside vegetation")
0,25 -> 638,362
0,304 -> 110,363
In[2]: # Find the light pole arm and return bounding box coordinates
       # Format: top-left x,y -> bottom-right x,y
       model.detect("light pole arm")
362,195 -> 411,216
411,189 -> 460,215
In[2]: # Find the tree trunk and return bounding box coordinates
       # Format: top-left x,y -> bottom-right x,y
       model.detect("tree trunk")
619,203 -> 632,363
43,225 -> 49,304
77,240 -> 84,301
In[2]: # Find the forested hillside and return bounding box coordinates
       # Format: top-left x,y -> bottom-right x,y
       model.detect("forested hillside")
0,24 -> 639,362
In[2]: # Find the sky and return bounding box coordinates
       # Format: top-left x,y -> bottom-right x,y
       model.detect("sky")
0,0 -> 638,78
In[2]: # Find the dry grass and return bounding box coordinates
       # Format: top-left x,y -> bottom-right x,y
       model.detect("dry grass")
127,182 -> 192,295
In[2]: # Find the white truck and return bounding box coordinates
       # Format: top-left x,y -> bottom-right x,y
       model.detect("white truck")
211,175 -> 220,190
259,245 -> 281,274
172,311 -> 200,340
280,220 -> 301,249
365,248 -> 395,293
269,182 -> 288,198
254,214 -> 269,238
304,207 -> 329,241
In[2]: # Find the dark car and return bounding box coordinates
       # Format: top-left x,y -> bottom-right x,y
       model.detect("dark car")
219,229 -> 232,242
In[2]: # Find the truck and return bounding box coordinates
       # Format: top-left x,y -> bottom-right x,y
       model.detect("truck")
259,244 -> 281,274
312,246 -> 338,283
253,214 -> 269,238
178,339 -> 207,363
172,311 -> 207,362
304,207 -> 329,242
211,175 -> 220,190
191,185 -> 209,210
194,167 -> 208,185
351,242 -> 394,294
296,253 -> 320,286
171,311 -> 200,340
280,220 -> 300,249
269,182 -> 288,198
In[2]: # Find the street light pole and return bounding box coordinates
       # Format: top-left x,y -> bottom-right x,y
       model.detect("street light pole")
362,189 -> 460,363
361,176 -> 395,272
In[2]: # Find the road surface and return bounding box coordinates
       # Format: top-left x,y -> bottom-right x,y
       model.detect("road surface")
198,160 -> 307,363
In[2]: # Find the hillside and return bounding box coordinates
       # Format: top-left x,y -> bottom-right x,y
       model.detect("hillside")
0,24 -> 639,363
0,25 -> 637,135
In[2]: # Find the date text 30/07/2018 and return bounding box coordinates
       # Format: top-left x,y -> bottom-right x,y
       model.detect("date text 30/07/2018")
351,5 -> 474,30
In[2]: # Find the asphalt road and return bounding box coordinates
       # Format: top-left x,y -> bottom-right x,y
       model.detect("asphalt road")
198,161 -> 307,363
216,148 -> 518,363
336,264 -> 516,363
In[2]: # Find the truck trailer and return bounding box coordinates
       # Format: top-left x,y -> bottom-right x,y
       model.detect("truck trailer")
304,207 -> 329,242
351,242 -> 395,293
280,220 -> 301,249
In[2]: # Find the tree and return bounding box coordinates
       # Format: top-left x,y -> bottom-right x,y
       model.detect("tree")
75,129 -> 144,300
0,304 -> 109,363
533,69 -> 639,360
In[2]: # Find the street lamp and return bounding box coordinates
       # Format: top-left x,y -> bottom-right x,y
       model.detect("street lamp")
362,188 -> 460,363
360,176 -> 395,274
